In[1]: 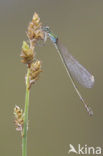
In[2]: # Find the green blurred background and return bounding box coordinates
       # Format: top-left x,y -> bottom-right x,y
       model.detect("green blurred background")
0,0 -> 103,155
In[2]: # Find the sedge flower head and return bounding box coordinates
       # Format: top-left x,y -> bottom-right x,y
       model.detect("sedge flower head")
14,106 -> 24,132
20,41 -> 34,64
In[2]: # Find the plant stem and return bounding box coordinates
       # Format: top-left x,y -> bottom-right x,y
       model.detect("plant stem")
22,68 -> 30,156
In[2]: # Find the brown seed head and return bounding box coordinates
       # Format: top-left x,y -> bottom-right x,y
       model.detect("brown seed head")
20,41 -> 34,64
29,60 -> 42,88
27,12 -> 44,46
14,106 -> 24,132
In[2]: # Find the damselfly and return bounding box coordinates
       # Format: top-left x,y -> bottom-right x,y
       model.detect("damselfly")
43,26 -> 95,116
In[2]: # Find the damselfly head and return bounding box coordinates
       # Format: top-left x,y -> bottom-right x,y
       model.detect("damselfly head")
42,26 -> 50,43
42,26 -> 50,33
